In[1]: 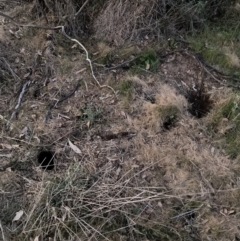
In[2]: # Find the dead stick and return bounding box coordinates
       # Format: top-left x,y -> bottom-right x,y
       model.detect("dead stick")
6,80 -> 31,129
75,0 -> 90,17
0,57 -> 21,82
0,220 -> 7,241
0,12 -> 62,30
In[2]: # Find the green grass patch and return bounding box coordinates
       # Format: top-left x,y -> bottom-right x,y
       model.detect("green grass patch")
77,104 -> 103,126
118,80 -> 133,99
209,94 -> 240,159
187,11 -> 240,77
118,80 -> 134,109
132,49 -> 159,73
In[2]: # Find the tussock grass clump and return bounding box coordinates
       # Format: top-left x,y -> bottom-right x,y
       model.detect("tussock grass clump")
15,164 -> 183,241
31,0 -> 108,37
93,0 -> 237,45
30,0 -> 237,45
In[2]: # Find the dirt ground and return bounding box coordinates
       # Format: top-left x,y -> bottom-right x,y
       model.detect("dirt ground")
1,3 -> 240,241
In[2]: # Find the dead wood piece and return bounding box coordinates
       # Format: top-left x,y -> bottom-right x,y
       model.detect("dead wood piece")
0,57 -> 21,82
6,80 -> 31,130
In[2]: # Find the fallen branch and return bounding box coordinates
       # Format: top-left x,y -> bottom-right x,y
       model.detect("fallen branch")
6,80 -> 31,130
95,56 -> 138,73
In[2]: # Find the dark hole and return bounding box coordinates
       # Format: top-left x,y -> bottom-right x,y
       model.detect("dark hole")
185,211 -> 196,221
37,151 -> 54,170
70,129 -> 81,137
187,84 -> 213,118
46,33 -> 53,41
37,0 -> 49,12
121,64 -> 130,70
33,88 -> 40,98
144,93 -> 155,104
165,4 -> 172,13
163,115 -> 177,130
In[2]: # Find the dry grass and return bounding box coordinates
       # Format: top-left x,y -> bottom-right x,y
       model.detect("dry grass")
93,0 -> 147,46
15,165 -> 182,240
1,1 -> 240,241
1,41 -> 240,239
93,0 -> 237,45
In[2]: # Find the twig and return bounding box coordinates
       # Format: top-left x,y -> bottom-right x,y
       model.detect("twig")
83,80 -> 88,91
0,11 -> 62,30
0,57 -> 21,82
6,80 -> 31,129
75,0 -> 90,17
183,51 -> 224,85
0,220 -> 6,241
44,79 -> 81,122
2,131 -> 75,147
95,56 -> 138,73
170,205 -> 203,219
61,27 -> 117,96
